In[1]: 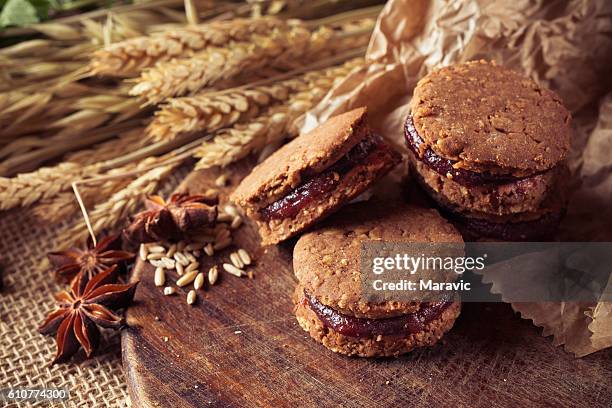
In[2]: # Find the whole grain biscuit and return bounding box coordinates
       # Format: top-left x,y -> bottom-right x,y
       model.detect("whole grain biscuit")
411,60 -> 571,176
293,201 -> 463,319
231,107 -> 370,208
231,107 -> 402,245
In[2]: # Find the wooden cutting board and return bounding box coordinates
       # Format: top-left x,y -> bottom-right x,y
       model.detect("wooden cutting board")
122,159 -> 612,408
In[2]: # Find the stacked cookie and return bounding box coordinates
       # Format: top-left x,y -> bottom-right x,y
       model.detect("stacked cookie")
405,60 -> 572,241
293,202 -> 462,357
231,107 -> 401,245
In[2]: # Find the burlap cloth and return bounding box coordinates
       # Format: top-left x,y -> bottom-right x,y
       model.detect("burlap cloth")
0,169 -> 187,407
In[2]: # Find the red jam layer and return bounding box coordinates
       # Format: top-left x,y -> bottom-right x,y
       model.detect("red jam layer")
303,290 -> 452,339
404,115 -> 532,187
259,135 -> 390,221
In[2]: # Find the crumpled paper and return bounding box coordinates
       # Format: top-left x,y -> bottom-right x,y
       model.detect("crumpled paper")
300,0 -> 612,356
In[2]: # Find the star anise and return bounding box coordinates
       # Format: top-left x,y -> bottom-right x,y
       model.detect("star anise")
39,266 -> 139,364
123,192 -> 217,246
47,234 -> 134,284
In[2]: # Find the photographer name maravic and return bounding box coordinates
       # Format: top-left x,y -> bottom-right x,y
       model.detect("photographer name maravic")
371,279 -> 471,291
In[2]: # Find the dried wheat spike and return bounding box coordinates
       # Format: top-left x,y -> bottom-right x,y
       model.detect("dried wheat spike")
56,162 -> 178,248
33,175 -> 130,223
192,58 -> 365,169
0,83 -> 140,142
148,57 -> 364,141
0,162 -> 95,210
33,159 -> 144,222
193,108 -> 290,169
65,127 -> 147,165
130,24 -> 335,104
90,17 -> 287,77
147,81 -> 304,142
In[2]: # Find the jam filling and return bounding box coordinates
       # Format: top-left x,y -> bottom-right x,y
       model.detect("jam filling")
303,290 -> 452,339
404,115 -> 533,187
448,210 -> 563,242
259,135 -> 391,221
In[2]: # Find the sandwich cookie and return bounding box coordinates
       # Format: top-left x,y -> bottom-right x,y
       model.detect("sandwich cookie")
293,202 -> 462,357
231,107 -> 402,245
405,60 -> 572,240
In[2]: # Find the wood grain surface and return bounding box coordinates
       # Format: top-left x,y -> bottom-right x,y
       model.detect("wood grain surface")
122,160 -> 612,408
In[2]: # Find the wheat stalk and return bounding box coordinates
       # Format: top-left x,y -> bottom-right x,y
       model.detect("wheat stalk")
0,80 -> 136,135
0,3 -> 208,135
1,126 -> 153,208
0,2 -> 241,172
3,61 -> 84,84
0,9 -> 186,91
193,108 -> 289,169
0,116 -> 149,177
65,127 -> 147,165
0,123 -> 183,208
0,78 -> 87,123
192,57 -> 365,169
0,80 -> 148,176
0,0 -> 201,40
130,24 -> 335,104
147,82 -> 298,141
33,162 -> 140,222
147,56 -> 364,141
90,17 -> 288,77
33,153 -> 174,222
0,13 -> 370,175
17,128 -> 205,217
0,81 -> 83,128
56,162 -> 180,248
0,39 -> 58,58
6,125 -> 195,214
0,162 -> 97,210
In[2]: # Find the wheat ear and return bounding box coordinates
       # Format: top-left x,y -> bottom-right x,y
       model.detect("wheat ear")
90,17 -> 288,77
1,127 -> 151,209
148,56 -> 364,141
130,24 -> 335,104
65,127 -> 147,165
193,57 -> 365,169
56,162 -> 180,248
193,109 -> 289,169
147,82 -> 303,142
32,157 -> 149,222
0,162 -> 99,210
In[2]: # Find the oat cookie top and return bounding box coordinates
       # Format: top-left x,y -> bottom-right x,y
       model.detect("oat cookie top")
411,60 -> 571,175
231,107 -> 369,208
293,202 -> 463,318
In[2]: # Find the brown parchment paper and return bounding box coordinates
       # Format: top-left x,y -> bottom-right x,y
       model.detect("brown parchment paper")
300,0 -> 612,356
